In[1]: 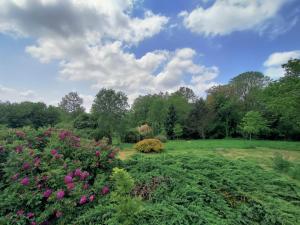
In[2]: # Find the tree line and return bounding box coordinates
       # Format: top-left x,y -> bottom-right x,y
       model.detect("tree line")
0,59 -> 299,142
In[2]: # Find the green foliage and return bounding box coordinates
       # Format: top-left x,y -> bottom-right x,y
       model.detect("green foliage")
173,124 -> 183,139
59,91 -> 85,114
273,153 -> 291,172
185,98 -> 210,139
282,58 -> 300,77
92,88 -> 129,143
240,111 -> 268,140
134,139 -> 163,153
125,154 -> 300,225
164,105 -> 177,139
109,168 -> 142,225
123,129 -> 140,143
154,134 -> 168,143
0,102 -> 61,129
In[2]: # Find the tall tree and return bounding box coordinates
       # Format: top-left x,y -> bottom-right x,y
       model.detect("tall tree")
282,58 -> 300,77
229,71 -> 270,111
240,111 -> 268,140
207,85 -> 241,138
91,88 -> 129,143
185,98 -> 210,139
59,92 -> 84,114
174,87 -> 197,103
261,61 -> 300,140
164,104 -> 177,139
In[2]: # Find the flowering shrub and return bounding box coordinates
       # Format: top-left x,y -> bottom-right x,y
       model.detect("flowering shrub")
0,128 -> 121,224
134,139 -> 163,153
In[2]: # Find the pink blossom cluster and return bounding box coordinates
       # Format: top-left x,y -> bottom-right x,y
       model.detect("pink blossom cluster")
15,130 -> 26,138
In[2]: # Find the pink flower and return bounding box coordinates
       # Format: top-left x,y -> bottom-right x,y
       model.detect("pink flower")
108,152 -> 115,159
79,195 -> 87,205
55,154 -> 62,159
12,173 -> 19,181
67,183 -> 75,191
50,149 -> 57,155
89,195 -> 95,202
64,175 -> 73,184
21,177 -> 30,186
74,168 -> 82,177
101,186 -> 110,195
17,209 -> 24,216
15,145 -> 23,154
80,171 -> 89,180
55,211 -> 63,218
34,157 -> 41,167
27,212 -> 34,219
83,183 -> 89,190
95,151 -> 101,157
16,130 -> 25,138
22,162 -> 31,170
43,189 -> 52,198
31,222 -> 37,225
56,190 -> 65,200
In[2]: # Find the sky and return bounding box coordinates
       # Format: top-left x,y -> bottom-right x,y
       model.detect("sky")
0,0 -> 300,111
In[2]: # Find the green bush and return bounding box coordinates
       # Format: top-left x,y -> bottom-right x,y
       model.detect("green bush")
273,153 -> 291,172
289,163 -> 300,180
134,139 -> 163,153
154,135 -> 168,143
123,129 -> 140,143
109,168 -> 142,225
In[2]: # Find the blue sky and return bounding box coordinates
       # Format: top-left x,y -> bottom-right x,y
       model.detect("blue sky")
0,0 -> 300,110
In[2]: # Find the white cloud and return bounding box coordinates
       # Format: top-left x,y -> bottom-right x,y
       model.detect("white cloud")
0,0 -> 219,104
179,0 -> 294,36
263,50 -> 300,79
0,85 -> 41,102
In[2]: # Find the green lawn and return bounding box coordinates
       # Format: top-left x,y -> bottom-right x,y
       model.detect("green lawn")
118,139 -> 300,224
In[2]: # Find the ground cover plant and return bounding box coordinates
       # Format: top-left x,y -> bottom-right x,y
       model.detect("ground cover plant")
125,154 -> 300,225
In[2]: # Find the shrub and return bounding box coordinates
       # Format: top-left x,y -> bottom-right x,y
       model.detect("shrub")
137,124 -> 153,138
154,135 -> 167,143
123,129 -> 140,143
134,139 -> 163,153
109,168 -> 142,225
0,127 -> 121,224
289,163 -> 300,180
273,153 -> 290,172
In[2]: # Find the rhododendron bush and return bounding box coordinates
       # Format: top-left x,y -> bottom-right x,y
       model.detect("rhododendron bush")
0,128 -> 121,224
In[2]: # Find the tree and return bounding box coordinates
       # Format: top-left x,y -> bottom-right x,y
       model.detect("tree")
174,124 -> 183,139
240,111 -> 267,140
59,92 -> 84,114
91,88 -> 129,143
185,98 -> 210,139
174,87 -> 197,103
282,59 -> 300,77
207,85 -> 241,138
229,71 -> 270,111
164,105 -> 177,139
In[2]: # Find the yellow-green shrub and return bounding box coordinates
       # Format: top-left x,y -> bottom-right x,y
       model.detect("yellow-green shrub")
134,139 -> 163,153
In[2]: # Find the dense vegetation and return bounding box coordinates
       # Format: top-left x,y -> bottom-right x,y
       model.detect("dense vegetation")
0,59 -> 299,142
0,59 -> 299,224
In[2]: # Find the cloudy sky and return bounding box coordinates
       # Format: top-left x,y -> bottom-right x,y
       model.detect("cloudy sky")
0,0 -> 300,110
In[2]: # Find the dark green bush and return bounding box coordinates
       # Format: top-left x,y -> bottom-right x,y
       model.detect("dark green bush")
123,129 -> 140,143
